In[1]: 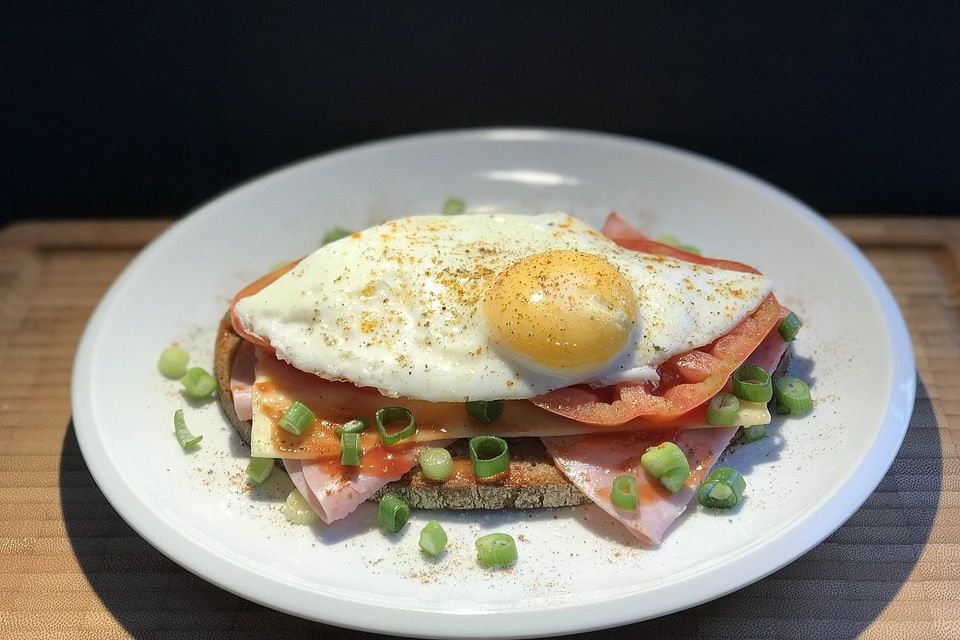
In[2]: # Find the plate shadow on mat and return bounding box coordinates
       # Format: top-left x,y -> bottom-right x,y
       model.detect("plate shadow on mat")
59,421 -> 392,640
61,380 -> 936,640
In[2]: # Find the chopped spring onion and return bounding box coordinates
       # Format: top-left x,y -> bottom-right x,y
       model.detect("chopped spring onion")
697,467 -> 746,509
279,401 -> 315,436
465,399 -> 504,425
475,532 -> 518,568
419,520 -> 448,556
283,489 -> 319,525
245,457 -> 274,484
706,392 -> 740,426
418,447 -> 454,481
377,494 -> 410,533
269,260 -> 293,272
740,424 -> 768,442
173,409 -> 202,450
179,367 -> 217,399
322,227 -> 352,245
778,312 -> 802,341
656,234 -> 681,246
611,474 -> 638,511
640,442 -> 690,493
732,364 -> 773,403
375,407 -> 417,445
335,417 -> 369,435
157,346 -> 189,379
656,234 -> 700,255
340,432 -> 362,467
442,197 -> 466,215
469,435 -> 510,478
775,376 -> 814,415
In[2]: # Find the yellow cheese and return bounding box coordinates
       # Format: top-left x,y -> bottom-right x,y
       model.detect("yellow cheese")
250,356 -> 771,460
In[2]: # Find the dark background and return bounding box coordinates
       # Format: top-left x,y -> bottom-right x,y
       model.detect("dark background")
3,2 -> 959,224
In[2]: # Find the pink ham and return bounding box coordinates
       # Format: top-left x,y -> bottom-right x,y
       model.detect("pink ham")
282,440 -> 452,524
745,320 -> 790,371
283,458 -> 331,520
543,428 -> 738,544
601,211 -> 644,241
230,340 -> 257,421
542,330 -> 790,544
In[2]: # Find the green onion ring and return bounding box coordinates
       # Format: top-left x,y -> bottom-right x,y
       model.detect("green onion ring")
157,346 -> 189,379
418,447 -> 454,481
419,521 -> 448,556
283,489 -> 318,525
775,376 -> 814,415
335,417 -> 369,436
442,197 -> 466,215
697,466 -> 746,509
377,494 -> 410,533
706,392 -> 740,426
740,424 -> 768,442
611,474 -> 638,511
465,399 -> 505,425
375,407 -> 417,445
778,312 -> 802,341
468,435 -> 510,478
340,432 -> 362,467
640,442 -> 690,494
278,401 -> 315,436
475,532 -> 518,568
179,367 -> 217,400
321,227 -> 352,245
245,457 -> 274,484
732,364 -> 773,403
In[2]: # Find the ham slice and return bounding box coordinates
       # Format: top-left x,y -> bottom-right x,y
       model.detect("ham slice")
543,428 -> 738,544
542,330 -> 790,544
282,440 -> 452,524
282,458 -> 331,520
230,340 -> 257,421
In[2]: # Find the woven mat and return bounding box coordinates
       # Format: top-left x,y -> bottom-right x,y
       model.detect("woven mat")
1,219 -> 956,640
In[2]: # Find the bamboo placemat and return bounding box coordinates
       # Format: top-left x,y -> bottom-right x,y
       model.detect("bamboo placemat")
0,219 -> 956,640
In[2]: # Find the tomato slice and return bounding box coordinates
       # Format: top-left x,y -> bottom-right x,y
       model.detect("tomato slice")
603,212 -> 760,274
529,213 -> 784,426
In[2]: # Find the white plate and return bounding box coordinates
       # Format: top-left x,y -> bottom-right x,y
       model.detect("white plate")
72,129 -> 915,638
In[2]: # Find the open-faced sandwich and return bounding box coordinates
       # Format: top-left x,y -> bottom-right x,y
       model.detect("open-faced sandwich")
213,211 -> 808,546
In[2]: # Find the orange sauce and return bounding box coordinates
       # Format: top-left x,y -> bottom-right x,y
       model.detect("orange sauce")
598,474 -> 669,506
295,444 -> 418,478
361,445 -> 419,477
444,459 -> 476,486
637,477 -> 669,503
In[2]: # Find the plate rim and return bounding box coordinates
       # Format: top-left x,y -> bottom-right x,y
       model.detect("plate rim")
70,127 -> 916,638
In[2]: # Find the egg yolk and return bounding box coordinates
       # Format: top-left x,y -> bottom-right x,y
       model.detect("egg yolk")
483,250 -> 638,375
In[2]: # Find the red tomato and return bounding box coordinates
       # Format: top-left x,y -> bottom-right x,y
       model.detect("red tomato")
529,213 -> 784,426
603,212 -> 760,274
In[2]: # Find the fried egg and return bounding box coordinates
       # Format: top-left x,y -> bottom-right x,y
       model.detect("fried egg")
234,213 -> 772,402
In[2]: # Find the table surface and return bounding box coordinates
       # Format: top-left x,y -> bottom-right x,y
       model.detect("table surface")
1,218 -> 957,640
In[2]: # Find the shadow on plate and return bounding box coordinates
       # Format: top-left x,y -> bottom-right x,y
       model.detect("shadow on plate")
60,377 -> 938,640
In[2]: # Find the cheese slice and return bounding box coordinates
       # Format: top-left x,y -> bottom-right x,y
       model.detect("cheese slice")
250,353 -> 770,460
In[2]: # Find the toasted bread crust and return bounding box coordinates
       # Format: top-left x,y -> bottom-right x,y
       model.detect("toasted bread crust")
215,315 -> 253,445
215,314 -> 791,510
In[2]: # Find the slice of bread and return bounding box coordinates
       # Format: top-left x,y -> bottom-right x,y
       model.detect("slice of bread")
216,315 -> 790,510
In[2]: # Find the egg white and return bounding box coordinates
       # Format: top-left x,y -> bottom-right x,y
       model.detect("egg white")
234,213 -> 772,401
